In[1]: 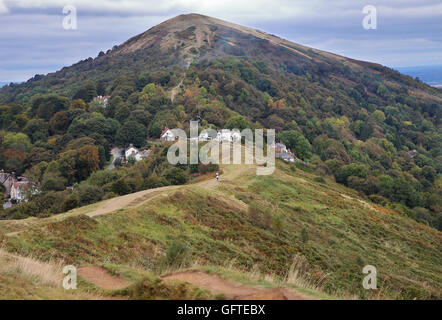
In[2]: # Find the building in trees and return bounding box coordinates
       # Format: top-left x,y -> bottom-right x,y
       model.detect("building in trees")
160,128 -> 176,141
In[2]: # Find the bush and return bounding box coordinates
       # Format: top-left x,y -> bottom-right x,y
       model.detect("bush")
368,194 -> 388,205
248,202 -> 272,229
78,184 -> 104,205
198,163 -> 219,175
162,167 -> 188,185
272,215 -> 284,235
313,176 -> 325,184
61,193 -> 80,212
301,227 -> 309,243
164,240 -> 190,268
111,178 -> 131,195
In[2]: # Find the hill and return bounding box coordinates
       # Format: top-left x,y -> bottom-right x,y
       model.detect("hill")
0,13 -> 441,299
1,157 -> 441,299
1,13 -> 440,229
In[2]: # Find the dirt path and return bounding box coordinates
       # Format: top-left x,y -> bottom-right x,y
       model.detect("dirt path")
170,77 -> 184,103
87,186 -> 174,218
162,270 -> 312,300
78,266 -> 129,290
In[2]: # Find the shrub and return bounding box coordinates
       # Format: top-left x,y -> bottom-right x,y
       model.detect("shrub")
301,227 -> 309,243
164,240 -> 190,268
162,167 -> 188,185
61,193 -> 80,212
272,215 -> 284,235
198,163 -> 219,175
248,202 -> 272,229
313,176 -> 325,184
78,184 -> 104,205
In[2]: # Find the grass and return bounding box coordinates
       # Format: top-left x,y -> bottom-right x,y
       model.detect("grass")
0,249 -> 103,299
1,160 -> 441,300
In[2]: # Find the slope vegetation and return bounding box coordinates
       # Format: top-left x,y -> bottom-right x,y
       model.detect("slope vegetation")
1,159 -> 440,299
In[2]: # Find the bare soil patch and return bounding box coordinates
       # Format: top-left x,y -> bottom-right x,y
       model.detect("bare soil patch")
162,270 -> 313,300
78,266 -> 129,290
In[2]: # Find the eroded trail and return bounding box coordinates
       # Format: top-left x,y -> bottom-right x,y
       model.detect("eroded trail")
87,186 -> 173,217
78,266 -> 129,290
162,270 -> 312,300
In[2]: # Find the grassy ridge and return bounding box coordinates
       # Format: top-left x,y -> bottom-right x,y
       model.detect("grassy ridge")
1,161 -> 441,299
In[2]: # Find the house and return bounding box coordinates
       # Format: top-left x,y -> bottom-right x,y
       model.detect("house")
10,181 -> 28,201
10,178 -> 39,202
161,128 -> 176,142
2,201 -> 12,210
275,143 -> 287,154
275,143 -> 296,163
408,149 -> 418,158
0,171 -> 15,197
125,144 -> 151,162
93,95 -> 110,107
198,131 -> 212,141
215,129 -> 235,142
231,130 -> 241,143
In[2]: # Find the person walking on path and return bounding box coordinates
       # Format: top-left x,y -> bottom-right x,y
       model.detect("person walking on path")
216,172 -> 219,181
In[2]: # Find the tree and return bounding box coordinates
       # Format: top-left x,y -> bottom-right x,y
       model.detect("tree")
111,178 -> 130,195
128,109 -> 152,127
30,94 -> 69,120
78,184 -> 104,205
23,119 -> 49,143
3,132 -> 32,152
70,99 -> 88,110
225,115 -> 250,131
41,172 -> 66,191
162,167 -> 188,185
335,163 -> 369,185
278,130 -> 312,160
96,80 -> 106,96
73,88 -> 89,102
114,103 -> 130,123
116,121 -> 146,148
61,193 -> 80,212
372,110 -> 386,122
76,145 -> 100,181
58,145 -> 100,183
84,81 -> 97,102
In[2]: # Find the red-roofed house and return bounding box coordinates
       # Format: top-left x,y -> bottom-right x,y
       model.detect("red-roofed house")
160,128 -> 176,141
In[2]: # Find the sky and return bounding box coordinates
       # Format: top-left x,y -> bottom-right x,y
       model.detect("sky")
0,0 -> 441,83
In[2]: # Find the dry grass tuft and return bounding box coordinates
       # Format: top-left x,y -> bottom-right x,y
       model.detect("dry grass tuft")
0,249 -> 64,287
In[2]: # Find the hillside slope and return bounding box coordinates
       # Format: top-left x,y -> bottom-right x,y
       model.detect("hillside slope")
1,159 -> 440,299
0,14 -> 440,231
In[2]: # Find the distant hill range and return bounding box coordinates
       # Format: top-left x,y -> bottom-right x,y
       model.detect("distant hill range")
396,65 -> 442,88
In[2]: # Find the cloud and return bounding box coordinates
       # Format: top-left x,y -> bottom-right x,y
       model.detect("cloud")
3,0 -> 442,19
0,0 -> 8,14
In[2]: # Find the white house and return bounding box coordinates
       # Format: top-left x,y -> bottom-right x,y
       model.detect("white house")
161,128 -> 176,142
125,144 -> 151,162
10,180 -> 38,202
275,143 -> 296,163
93,95 -> 110,107
198,131 -> 212,141
215,129 -> 231,142
231,130 -> 241,143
